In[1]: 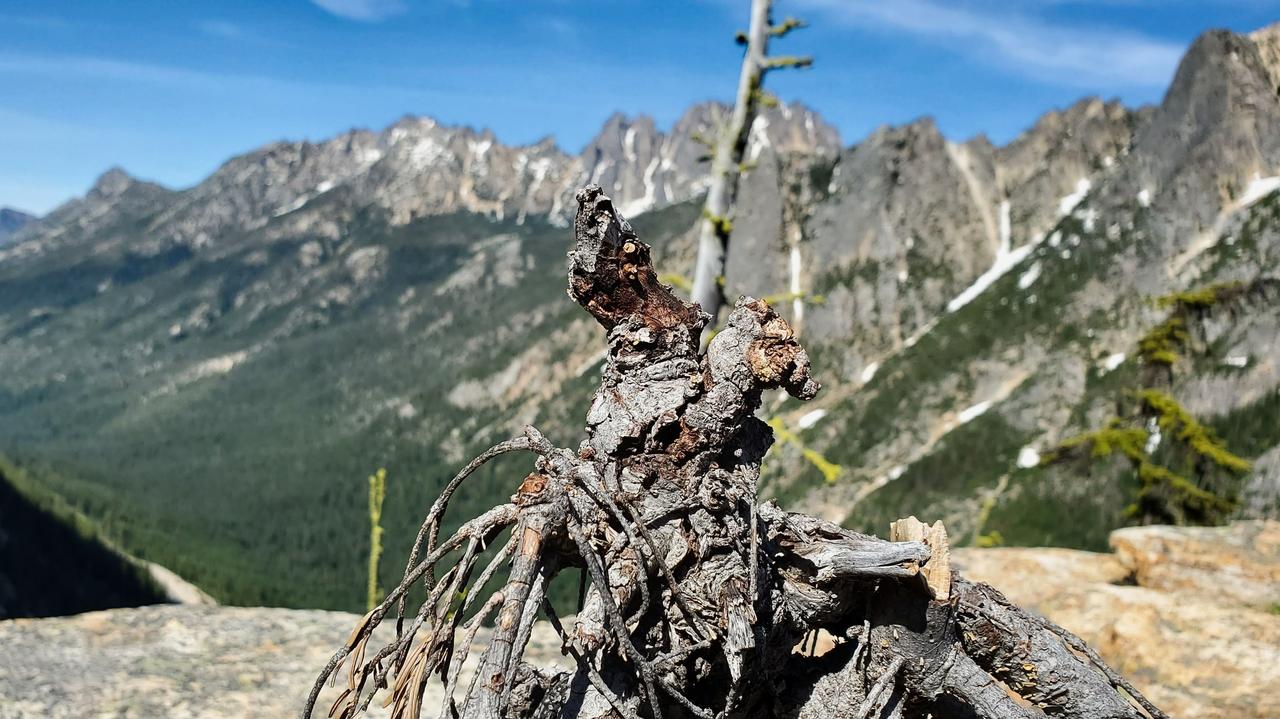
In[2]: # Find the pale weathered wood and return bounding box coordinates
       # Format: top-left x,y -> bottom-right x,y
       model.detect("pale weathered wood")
889,515 -> 952,601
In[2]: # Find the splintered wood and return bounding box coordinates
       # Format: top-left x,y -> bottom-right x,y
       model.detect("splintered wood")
889,516 -> 952,601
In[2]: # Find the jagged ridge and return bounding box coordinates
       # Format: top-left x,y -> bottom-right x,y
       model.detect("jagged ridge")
0,25 -> 1278,609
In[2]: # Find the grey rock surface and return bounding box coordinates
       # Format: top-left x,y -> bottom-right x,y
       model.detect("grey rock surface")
1,522 -> 1274,718
955,521 -> 1280,719
0,605 -> 566,719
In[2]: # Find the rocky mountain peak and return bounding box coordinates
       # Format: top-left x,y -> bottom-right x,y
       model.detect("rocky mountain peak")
1157,28 -> 1279,132
862,115 -> 942,149
8,99 -> 843,263
1017,97 -> 1132,144
1105,26 -> 1280,258
1250,22 -> 1280,101
0,207 -> 35,232
993,96 -> 1142,246
752,102 -> 841,156
88,167 -> 139,200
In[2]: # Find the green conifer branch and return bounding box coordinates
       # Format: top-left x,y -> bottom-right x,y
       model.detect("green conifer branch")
764,55 -> 813,70
1135,389 -> 1251,473
702,209 -> 733,236
768,17 -> 807,37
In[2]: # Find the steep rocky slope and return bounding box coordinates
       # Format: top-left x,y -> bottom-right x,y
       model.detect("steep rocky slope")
1,521 -> 1273,719
1,25 -> 1278,609
770,25 -> 1280,548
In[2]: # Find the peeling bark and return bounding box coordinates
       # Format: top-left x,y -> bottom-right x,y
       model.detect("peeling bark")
304,186 -> 1165,719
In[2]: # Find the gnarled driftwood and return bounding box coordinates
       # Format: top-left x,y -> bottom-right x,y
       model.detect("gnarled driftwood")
304,185 -> 1165,719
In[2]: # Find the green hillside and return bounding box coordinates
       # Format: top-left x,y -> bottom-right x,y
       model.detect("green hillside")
0,201 -> 702,610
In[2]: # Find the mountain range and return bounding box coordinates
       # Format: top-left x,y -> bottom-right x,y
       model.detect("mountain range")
1,24 -> 1278,609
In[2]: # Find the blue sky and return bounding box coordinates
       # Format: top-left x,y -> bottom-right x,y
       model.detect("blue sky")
1,1 -> 1276,214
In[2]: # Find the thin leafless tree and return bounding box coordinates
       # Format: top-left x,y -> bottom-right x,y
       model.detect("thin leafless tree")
690,0 -> 810,331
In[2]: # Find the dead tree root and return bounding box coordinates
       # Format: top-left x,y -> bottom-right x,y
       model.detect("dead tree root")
304,186 -> 1164,719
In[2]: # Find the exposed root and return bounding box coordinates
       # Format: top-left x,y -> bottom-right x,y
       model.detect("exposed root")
399,435 -> 543,635
854,656 -> 903,719
304,186 -> 1164,719
1035,614 -> 1168,719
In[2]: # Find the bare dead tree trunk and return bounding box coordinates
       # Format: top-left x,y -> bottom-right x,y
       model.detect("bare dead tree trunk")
690,0 -> 810,330
304,186 -> 1166,719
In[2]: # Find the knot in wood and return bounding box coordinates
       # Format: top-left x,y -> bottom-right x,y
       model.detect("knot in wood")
570,185 -> 705,335
485,670 -> 506,691
746,339 -> 795,385
515,473 -> 549,506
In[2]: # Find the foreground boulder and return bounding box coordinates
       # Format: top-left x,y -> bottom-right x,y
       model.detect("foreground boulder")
0,605 -> 565,718
954,520 -> 1280,719
1109,520 -> 1280,609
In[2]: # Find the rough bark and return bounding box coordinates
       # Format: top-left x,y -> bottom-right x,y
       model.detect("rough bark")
304,186 -> 1165,719
689,0 -> 811,329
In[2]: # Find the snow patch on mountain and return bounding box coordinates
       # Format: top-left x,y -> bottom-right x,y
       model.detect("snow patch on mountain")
957,400 -> 993,424
860,361 -> 880,384
797,409 -> 827,430
1058,178 -> 1092,215
1017,262 -> 1042,290
1241,174 -> 1280,207
946,240 -> 1039,313
1016,446 -> 1041,468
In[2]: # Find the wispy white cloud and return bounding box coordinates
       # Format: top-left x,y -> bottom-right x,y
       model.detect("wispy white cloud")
532,17 -> 574,38
0,53 -> 221,87
0,14 -> 70,30
196,20 -> 245,40
0,106 -> 129,142
794,0 -> 1184,88
0,52 -> 375,95
0,51 -> 559,111
310,0 -> 408,22
193,19 -> 290,48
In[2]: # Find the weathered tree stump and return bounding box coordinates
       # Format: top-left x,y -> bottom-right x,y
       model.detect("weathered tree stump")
305,186 -> 1165,719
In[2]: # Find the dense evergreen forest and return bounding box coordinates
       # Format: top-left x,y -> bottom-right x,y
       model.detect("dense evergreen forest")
0,204 -> 701,611
0,458 -> 167,618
